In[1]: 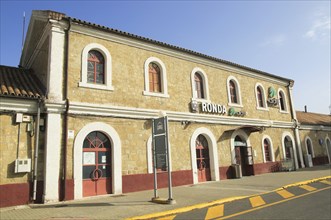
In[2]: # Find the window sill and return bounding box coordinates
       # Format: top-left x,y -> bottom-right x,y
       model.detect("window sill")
228,103 -> 243,108
143,91 -> 169,98
79,82 -> 114,91
191,97 -> 211,103
256,106 -> 269,111
279,110 -> 289,114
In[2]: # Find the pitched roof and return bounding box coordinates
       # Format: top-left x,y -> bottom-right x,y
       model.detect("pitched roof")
296,111 -> 331,126
0,65 -> 45,99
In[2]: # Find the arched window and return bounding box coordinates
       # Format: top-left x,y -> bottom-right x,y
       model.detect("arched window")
191,67 -> 209,101
305,137 -> 315,158
278,89 -> 287,112
79,43 -> 113,91
229,80 -> 238,104
255,84 -> 268,108
227,76 -> 241,106
284,136 -> 293,159
148,62 -> 161,93
264,139 -> 271,162
194,72 -> 205,99
87,50 -> 105,84
143,57 -> 169,98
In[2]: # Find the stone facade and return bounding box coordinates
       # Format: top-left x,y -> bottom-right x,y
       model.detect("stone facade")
1,10 -> 330,208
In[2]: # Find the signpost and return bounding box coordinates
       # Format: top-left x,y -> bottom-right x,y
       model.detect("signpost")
151,116 -> 175,204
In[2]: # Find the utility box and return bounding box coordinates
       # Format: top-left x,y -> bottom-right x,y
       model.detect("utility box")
232,164 -> 242,178
15,159 -> 31,173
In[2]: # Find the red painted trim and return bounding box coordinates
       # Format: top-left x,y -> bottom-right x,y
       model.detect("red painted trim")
0,183 -> 30,208
122,170 -> 193,193
252,162 -> 281,175
312,156 -> 329,166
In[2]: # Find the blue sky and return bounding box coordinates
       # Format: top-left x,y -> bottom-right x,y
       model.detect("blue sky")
1,0 -> 330,114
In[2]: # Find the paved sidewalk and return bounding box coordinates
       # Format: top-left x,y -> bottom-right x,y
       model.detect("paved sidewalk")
1,165 -> 330,220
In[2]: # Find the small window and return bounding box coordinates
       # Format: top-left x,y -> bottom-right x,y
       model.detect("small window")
278,89 -> 287,112
194,72 -> 205,99
87,50 -> 105,84
227,76 -> 242,106
191,67 -> 209,101
79,43 -> 113,91
149,62 -> 161,93
143,57 -> 169,98
257,86 -> 264,107
264,139 -> 271,162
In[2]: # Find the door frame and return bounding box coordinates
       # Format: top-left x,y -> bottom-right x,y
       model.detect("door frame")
74,122 -> 122,199
190,127 -> 219,184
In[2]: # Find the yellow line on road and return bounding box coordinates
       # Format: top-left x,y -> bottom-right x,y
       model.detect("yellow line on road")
320,180 -> 331,185
299,185 -> 316,191
205,204 -> 224,220
218,186 -> 331,220
249,196 -> 266,207
157,215 -> 176,220
277,189 -> 294,198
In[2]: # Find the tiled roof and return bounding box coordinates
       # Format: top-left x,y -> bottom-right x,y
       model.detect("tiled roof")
0,65 -> 45,99
296,111 -> 331,126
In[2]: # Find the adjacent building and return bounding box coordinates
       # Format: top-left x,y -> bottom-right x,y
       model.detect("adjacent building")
1,10 -> 330,208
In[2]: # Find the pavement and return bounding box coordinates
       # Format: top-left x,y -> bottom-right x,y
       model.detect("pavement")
1,165 -> 330,220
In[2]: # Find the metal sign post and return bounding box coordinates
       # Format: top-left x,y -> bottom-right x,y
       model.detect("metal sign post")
151,116 -> 175,204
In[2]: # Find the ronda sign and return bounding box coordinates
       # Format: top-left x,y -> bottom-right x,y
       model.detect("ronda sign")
201,102 -> 227,115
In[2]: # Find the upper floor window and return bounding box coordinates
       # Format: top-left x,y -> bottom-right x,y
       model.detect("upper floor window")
143,57 -> 169,98
255,84 -> 267,110
227,76 -> 242,106
194,72 -> 205,99
278,89 -> 288,112
149,62 -> 161,93
87,50 -> 105,84
191,67 -> 209,101
79,43 -> 113,91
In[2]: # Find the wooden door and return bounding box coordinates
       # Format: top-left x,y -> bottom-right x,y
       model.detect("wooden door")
196,135 -> 211,182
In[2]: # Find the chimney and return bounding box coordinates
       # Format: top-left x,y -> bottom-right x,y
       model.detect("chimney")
304,105 -> 307,113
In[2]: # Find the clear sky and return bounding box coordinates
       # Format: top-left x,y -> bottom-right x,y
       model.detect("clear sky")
1,0 -> 330,114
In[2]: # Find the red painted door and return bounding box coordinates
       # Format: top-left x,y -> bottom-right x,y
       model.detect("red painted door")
196,135 -> 211,182
82,131 -> 112,197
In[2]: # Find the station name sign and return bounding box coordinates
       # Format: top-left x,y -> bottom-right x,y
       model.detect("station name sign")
201,102 -> 227,115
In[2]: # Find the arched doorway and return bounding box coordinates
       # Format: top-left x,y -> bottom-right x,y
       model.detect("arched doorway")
74,122 -> 122,200
82,131 -> 112,197
234,135 -> 254,176
196,134 -> 211,182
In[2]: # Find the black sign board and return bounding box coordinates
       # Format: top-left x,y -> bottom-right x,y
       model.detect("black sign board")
152,117 -> 168,170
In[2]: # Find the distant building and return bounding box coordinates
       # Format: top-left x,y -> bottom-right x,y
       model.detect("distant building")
1,10 -> 330,208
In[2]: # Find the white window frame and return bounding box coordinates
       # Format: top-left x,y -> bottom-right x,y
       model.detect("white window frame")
79,43 -> 114,91
191,67 -> 210,102
255,83 -> 268,111
227,76 -> 243,107
261,135 -> 275,162
143,57 -> 169,98
278,88 -> 288,113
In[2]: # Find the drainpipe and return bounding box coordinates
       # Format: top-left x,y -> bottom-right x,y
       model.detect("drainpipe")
32,99 -> 41,201
288,81 -> 305,169
62,18 -> 71,201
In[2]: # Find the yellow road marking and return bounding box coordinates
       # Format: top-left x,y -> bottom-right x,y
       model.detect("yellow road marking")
299,185 -> 316,191
320,180 -> 331,185
277,189 -> 294,198
249,196 -> 266,207
205,204 -> 224,220
219,186 -> 331,220
157,215 -> 176,220
275,176 -> 331,190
